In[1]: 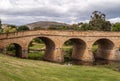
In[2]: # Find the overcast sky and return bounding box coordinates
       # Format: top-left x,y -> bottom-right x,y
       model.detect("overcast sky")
0,0 -> 120,25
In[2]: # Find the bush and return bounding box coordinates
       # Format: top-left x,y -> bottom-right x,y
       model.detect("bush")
6,44 -> 16,55
17,25 -> 29,31
2,26 -> 17,33
112,23 -> 120,31
63,47 -> 72,62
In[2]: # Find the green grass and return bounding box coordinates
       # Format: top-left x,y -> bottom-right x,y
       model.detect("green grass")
28,43 -> 45,60
29,43 -> 45,50
0,54 -> 120,81
28,52 -> 44,60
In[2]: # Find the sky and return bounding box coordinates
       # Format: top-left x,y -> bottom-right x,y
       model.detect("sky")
0,0 -> 120,25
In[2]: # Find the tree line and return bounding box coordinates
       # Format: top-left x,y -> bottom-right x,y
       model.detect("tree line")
0,21 -> 29,33
46,11 -> 120,31
0,11 -> 120,33
72,11 -> 120,31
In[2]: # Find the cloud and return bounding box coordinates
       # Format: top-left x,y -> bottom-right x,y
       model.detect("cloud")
0,0 -> 120,25
109,17 -> 120,23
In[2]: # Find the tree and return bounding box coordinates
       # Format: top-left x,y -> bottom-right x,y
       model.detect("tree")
72,24 -> 79,30
8,25 -> 16,28
89,11 -> 111,31
0,19 -> 2,33
2,25 -> 17,33
111,22 -> 120,31
17,25 -> 29,31
80,23 -> 91,31
0,19 -> 1,29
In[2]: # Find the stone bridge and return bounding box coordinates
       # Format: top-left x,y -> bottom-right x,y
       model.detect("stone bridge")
0,30 -> 120,63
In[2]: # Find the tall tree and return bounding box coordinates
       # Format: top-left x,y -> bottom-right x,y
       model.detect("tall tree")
89,11 -> 111,31
0,19 -> 2,33
0,19 -> 1,29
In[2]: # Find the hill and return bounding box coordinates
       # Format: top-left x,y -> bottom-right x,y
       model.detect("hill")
0,54 -> 120,81
26,21 -> 70,30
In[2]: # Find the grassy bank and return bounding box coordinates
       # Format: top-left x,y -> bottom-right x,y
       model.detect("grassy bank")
0,54 -> 120,81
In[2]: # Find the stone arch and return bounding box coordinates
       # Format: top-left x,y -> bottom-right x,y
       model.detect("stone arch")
92,38 -> 115,61
6,43 -> 22,57
27,36 -> 56,61
62,38 -> 87,62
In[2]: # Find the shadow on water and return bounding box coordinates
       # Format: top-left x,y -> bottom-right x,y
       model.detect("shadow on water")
62,60 -> 93,66
63,59 -> 120,66
63,60 -> 120,72
93,58 -> 112,65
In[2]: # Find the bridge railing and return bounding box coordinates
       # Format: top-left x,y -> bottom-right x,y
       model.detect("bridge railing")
0,30 -> 120,40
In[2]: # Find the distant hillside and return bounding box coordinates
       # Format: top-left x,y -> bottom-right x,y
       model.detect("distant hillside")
26,21 -> 70,30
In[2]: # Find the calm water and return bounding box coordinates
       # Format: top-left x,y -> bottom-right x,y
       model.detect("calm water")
64,59 -> 119,65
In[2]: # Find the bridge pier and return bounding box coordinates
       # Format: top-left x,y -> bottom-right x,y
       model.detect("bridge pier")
95,49 -> 113,60
21,49 -> 28,58
50,47 -> 95,64
0,46 -> 28,59
95,48 -> 120,62
1,48 -> 7,54
81,48 -> 95,62
114,48 -> 120,61
44,48 -> 64,63
53,48 -> 64,63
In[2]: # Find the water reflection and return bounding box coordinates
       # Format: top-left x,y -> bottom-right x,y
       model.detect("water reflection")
63,59 -> 120,66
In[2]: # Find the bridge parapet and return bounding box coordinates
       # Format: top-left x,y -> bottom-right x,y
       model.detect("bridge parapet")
0,30 -> 120,40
